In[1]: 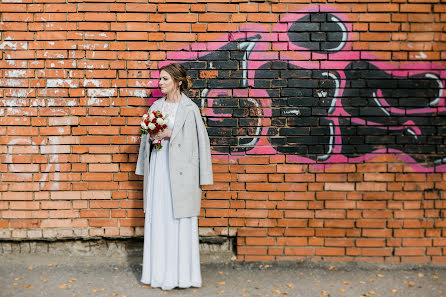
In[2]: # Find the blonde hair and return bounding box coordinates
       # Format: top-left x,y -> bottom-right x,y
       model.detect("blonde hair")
159,63 -> 193,92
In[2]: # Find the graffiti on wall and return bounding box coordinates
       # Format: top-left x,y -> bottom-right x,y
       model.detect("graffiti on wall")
148,6 -> 446,172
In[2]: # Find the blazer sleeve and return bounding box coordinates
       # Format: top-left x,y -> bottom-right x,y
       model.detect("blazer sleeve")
193,106 -> 213,185
135,134 -> 147,176
135,103 -> 156,176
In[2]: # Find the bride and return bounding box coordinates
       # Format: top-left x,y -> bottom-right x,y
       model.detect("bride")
135,62 -> 213,290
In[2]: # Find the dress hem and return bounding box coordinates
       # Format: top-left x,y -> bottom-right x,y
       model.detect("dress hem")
140,279 -> 201,291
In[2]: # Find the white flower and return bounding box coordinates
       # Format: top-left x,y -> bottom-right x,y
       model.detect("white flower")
148,122 -> 156,130
142,113 -> 148,120
140,121 -> 148,129
149,113 -> 155,121
156,118 -> 164,125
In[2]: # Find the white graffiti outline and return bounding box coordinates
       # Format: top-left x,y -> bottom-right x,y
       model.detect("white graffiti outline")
6,138 -> 60,190
425,73 -> 443,107
328,15 -> 348,52
317,122 -> 335,161
238,35 -> 261,87
321,72 -> 339,114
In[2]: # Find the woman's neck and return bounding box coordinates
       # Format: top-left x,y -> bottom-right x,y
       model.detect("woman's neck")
165,91 -> 181,103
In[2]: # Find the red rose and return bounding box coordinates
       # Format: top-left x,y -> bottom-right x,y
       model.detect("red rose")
152,118 -> 156,123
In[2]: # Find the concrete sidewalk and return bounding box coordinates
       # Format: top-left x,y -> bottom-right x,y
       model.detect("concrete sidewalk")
1,254 -> 445,297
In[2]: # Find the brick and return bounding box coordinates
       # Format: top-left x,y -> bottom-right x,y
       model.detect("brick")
10,220 -> 40,229
362,248 -> 392,256
395,248 -> 425,256
238,247 -> 267,255
316,192 -> 346,200
356,239 -> 385,247
394,230 -> 424,238
316,248 -> 345,256
284,247 -> 314,256
245,237 -> 275,246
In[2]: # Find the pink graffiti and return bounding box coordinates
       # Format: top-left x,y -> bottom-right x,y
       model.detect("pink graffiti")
145,5 -> 446,173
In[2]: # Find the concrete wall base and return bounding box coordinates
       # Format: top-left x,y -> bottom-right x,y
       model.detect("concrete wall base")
0,237 -> 236,264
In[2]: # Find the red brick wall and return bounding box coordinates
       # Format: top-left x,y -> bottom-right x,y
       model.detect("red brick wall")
1,0 -> 445,263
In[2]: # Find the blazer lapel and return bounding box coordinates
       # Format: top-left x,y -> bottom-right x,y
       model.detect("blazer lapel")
170,93 -> 188,143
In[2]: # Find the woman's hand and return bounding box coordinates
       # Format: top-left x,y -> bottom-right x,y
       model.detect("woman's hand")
150,129 -> 172,142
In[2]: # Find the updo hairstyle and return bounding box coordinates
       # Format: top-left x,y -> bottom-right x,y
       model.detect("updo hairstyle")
159,63 -> 193,93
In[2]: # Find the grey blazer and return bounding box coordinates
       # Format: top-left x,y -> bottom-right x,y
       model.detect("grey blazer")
135,93 -> 213,219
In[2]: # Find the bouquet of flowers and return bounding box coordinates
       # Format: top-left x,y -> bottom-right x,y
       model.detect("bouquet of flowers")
140,110 -> 168,149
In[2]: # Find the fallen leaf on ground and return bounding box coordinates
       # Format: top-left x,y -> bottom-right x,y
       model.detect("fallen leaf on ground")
272,289 -> 281,294
321,290 -> 329,296
433,275 -> 439,280
339,288 -> 345,293
218,271 -> 223,275
23,283 -> 32,289
28,266 -> 33,271
408,281 -> 415,287
142,285 -> 151,289
418,273 -> 424,277
13,282 -> 18,286
47,264 -> 53,267
368,279 -> 374,283
42,279 -> 48,283
343,281 -> 350,285
42,271 -> 47,275
328,265 -> 336,271
218,281 -> 226,286
286,283 -> 294,288
369,291 -> 376,295
59,284 -> 68,289
360,281 -> 366,284
377,274 -> 384,278
392,289 -> 398,293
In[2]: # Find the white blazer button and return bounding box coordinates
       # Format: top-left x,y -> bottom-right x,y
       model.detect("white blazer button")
178,144 -> 181,147
179,172 -> 183,175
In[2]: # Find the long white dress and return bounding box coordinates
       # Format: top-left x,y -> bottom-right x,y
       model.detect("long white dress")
140,100 -> 202,290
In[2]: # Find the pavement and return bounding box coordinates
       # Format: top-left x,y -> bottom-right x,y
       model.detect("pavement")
1,254 -> 445,297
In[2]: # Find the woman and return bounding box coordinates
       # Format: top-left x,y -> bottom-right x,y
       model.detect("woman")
135,63 -> 213,290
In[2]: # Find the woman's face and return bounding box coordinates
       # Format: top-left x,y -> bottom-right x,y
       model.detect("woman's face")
159,70 -> 179,96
